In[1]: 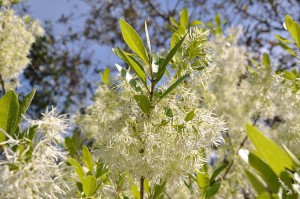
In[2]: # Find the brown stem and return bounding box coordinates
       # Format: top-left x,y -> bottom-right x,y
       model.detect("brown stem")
0,74 -> 5,94
140,176 -> 145,199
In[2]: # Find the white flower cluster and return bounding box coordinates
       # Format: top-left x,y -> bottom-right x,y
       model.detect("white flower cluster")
79,79 -> 226,184
0,3 -> 44,89
0,107 -> 69,198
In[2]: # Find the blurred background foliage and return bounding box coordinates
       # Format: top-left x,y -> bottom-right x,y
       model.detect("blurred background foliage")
12,0 -> 300,117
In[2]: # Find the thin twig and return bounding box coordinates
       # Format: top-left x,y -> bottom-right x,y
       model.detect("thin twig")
140,176 -> 145,199
0,74 -> 5,94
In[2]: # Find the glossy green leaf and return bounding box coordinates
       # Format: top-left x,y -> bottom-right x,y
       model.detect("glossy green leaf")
284,70 -> 297,80
0,90 -> 19,142
180,8 -> 189,28
247,151 -> 280,193
134,95 -> 151,115
68,158 -> 85,182
210,162 -> 229,183
184,110 -> 195,122
275,35 -> 291,43
118,48 -> 147,85
197,164 -> 209,195
145,20 -> 151,55
13,88 -> 36,134
100,68 -> 110,86
156,34 -> 186,83
119,19 -> 148,64
82,175 -> 97,197
244,169 -> 268,195
285,15 -> 300,48
158,74 -> 189,103
115,64 -> 142,93
82,146 -> 94,173
131,184 -> 140,199
246,123 -> 295,176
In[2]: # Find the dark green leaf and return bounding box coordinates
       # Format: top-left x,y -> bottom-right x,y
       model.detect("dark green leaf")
151,181 -> 166,199
13,88 -> 36,134
0,90 -> 19,142
158,74 -> 189,103
118,48 -> 147,85
206,182 -> 221,198
244,169 -> 268,195
115,64 -> 142,93
247,151 -> 280,193
164,107 -> 173,118
184,110 -> 195,122
119,19 -> 149,64
134,95 -> 151,115
210,162 -> 229,184
156,34 -> 187,83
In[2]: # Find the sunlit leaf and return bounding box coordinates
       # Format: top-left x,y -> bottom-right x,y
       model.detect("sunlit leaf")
119,19 -> 149,64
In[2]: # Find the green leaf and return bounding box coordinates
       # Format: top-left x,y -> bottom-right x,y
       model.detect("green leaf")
245,124 -> 295,176
184,110 -> 195,122
180,8 -> 189,28
158,74 -> 189,103
156,34 -> 187,83
151,181 -> 166,199
100,68 -> 110,86
275,35 -> 291,43
115,64 -> 142,93
206,182 -> 221,198
164,107 -> 173,118
118,48 -> 147,85
119,19 -> 149,64
134,95 -> 151,115
82,146 -> 94,174
131,184 -> 140,199
210,162 -> 229,184
197,164 -> 210,195
82,175 -> 97,197
244,169 -> 268,195
262,53 -> 270,68
285,15 -> 300,48
0,90 -> 19,142
190,20 -> 203,27
68,158 -> 85,182
284,70 -> 297,80
246,151 -> 280,193
145,20 -> 151,55
13,88 -> 36,134
170,17 -> 179,28
277,42 -> 297,56
257,192 -> 272,199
